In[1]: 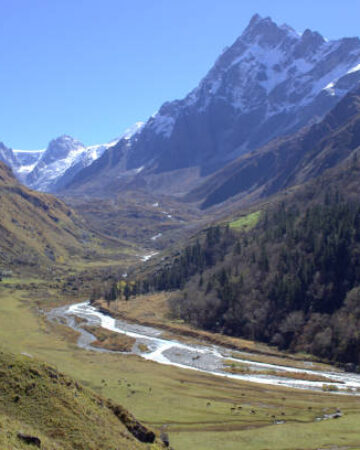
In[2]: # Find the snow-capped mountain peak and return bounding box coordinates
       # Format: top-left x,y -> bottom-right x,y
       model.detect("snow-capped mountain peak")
42,135 -> 84,164
4,14 -> 360,197
25,136 -> 85,191
241,14 -> 299,46
18,122 -> 145,192
96,14 -> 360,188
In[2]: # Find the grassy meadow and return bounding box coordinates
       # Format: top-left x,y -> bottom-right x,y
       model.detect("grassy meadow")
1,282 -> 360,449
229,211 -> 261,230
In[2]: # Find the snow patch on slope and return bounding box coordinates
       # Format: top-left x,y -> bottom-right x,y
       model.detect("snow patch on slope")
149,113 -> 175,138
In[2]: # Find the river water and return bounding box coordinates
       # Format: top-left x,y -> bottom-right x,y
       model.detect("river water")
48,301 -> 360,395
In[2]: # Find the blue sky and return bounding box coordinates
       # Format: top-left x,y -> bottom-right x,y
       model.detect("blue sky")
1,0 -> 360,149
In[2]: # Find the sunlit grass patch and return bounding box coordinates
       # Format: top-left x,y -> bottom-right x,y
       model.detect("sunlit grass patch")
229,211 -> 261,230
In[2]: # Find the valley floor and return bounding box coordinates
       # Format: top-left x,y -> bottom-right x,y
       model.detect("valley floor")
1,281 -> 360,449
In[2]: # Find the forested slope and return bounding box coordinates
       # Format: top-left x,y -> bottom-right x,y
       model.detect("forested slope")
134,154 -> 360,369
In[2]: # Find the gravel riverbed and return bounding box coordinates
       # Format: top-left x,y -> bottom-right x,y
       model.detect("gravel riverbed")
48,301 -> 360,395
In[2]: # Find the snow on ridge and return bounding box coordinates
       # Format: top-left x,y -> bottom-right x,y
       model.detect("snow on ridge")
123,121 -> 145,140
348,63 -> 360,74
85,121 -> 144,151
17,164 -> 37,174
134,165 -> 144,174
321,59 -> 360,98
20,120 -> 147,190
127,18 -> 358,137
324,81 -> 336,96
150,113 -> 175,138
13,148 -> 45,153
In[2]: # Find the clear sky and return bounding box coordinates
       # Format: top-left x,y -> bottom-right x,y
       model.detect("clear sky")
1,0 -> 360,149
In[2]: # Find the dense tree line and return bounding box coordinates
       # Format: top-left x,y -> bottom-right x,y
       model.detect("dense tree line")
141,225 -> 234,292
90,278 -> 140,303
139,187 -> 360,368
90,225 -> 234,303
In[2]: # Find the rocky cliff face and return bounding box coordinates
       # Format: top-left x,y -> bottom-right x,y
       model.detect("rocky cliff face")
65,14 -> 360,196
0,142 -> 18,169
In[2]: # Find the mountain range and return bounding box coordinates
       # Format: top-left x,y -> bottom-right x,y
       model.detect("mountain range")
0,123 -> 144,192
1,14 -> 360,207
59,14 -> 360,197
0,137 -> 110,191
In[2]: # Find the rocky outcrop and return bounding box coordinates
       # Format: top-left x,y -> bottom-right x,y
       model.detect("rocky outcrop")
107,400 -> 156,444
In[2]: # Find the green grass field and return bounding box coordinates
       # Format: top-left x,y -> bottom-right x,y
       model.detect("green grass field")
1,283 -> 360,449
229,211 -> 261,230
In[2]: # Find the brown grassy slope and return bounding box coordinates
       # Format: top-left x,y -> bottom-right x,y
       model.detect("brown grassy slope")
0,350 -> 163,449
0,162 -> 97,268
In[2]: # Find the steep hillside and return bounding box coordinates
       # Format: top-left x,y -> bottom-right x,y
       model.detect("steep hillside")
187,85 -> 360,208
0,162 -> 99,269
64,14 -> 360,197
0,350 -> 162,449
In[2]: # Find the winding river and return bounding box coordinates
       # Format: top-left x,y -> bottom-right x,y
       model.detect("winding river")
48,301 -> 360,395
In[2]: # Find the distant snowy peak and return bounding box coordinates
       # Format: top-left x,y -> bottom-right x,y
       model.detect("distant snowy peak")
22,122 -> 145,191
25,136 -> 85,191
25,135 -> 109,191
43,135 -> 84,163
